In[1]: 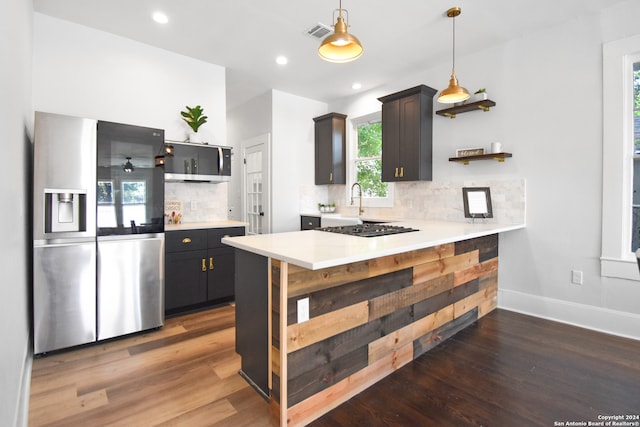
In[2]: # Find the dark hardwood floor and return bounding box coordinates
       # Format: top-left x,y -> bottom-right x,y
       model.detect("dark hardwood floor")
311,309 -> 640,427
30,306 -> 639,426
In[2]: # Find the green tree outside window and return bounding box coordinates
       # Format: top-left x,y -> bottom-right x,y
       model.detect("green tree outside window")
356,121 -> 387,197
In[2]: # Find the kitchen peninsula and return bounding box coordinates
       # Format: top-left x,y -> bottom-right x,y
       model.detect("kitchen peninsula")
222,219 -> 524,426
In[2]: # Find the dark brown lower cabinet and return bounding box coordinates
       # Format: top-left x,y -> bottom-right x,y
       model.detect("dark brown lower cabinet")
165,249 -> 208,311
165,226 -> 245,315
207,247 -> 235,301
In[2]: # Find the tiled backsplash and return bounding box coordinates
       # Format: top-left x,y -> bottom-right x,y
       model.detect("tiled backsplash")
165,182 -> 229,223
301,179 -> 526,225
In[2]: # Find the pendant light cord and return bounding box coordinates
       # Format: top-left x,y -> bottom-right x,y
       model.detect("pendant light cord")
452,14 -> 456,73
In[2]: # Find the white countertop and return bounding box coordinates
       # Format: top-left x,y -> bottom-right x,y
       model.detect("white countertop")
222,219 -> 525,270
165,220 -> 247,231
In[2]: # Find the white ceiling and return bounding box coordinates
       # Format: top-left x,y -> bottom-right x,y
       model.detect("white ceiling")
34,0 -> 623,110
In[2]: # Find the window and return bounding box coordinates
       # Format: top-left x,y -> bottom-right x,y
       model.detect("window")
349,112 -> 394,207
601,35 -> 640,280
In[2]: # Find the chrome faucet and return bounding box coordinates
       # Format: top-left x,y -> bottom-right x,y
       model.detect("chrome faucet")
350,182 -> 365,215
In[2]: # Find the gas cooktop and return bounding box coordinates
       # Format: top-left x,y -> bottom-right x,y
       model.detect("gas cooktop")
317,223 -> 418,238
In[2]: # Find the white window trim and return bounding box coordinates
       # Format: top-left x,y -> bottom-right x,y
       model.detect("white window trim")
347,111 -> 395,208
601,35 -> 640,280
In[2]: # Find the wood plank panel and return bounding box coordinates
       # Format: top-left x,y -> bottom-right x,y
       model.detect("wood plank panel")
453,257 -> 498,287
413,279 -> 479,320
413,251 -> 479,285
287,268 -> 412,325
278,261 -> 289,426
287,301 -> 369,353
454,285 -> 496,319
277,234 -> 499,425
287,346 -> 368,407
368,273 -> 453,320
413,308 -> 478,357
287,318 -> 386,380
287,342 -> 414,427
368,304 -> 454,363
455,234 -> 498,262
287,244 -> 454,298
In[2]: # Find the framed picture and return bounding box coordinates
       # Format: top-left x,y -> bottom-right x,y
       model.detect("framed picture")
456,148 -> 485,157
462,187 -> 493,218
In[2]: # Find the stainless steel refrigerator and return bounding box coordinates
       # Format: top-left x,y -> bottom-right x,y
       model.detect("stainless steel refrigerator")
33,112 -> 165,354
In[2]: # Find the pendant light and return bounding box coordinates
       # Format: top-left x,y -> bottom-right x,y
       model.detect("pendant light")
437,7 -> 470,104
318,0 -> 363,63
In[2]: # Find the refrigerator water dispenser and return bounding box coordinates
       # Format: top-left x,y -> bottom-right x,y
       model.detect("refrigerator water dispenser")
44,189 -> 87,233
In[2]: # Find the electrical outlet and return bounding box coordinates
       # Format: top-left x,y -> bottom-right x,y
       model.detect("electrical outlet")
571,270 -> 583,285
297,297 -> 310,323
190,200 -> 198,211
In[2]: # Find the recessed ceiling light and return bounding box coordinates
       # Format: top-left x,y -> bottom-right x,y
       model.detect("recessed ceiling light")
352,82 -> 362,90
276,56 -> 288,65
152,12 -> 169,24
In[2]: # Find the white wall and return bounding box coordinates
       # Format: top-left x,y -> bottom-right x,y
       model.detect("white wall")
227,91 -> 273,221
0,0 -> 33,425
227,90 -> 327,232
330,1 -> 640,339
33,14 -> 226,145
271,90 -> 327,232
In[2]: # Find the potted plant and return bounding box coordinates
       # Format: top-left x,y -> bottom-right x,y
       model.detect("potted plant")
473,88 -> 488,101
180,105 -> 208,143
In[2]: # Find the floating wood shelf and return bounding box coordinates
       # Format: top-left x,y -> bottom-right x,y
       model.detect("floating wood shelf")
436,99 -> 496,118
449,152 -> 512,165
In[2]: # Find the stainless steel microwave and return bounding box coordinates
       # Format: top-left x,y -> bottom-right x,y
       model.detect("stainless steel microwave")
163,141 -> 231,183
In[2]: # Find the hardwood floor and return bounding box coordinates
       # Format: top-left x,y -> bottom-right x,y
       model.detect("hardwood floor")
28,304 -> 271,427
29,306 -> 640,427
311,309 -> 640,427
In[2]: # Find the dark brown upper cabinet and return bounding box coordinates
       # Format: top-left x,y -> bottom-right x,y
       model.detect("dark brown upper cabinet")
378,85 -> 437,182
313,112 -> 347,185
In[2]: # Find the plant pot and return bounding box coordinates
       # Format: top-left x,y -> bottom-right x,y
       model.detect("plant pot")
189,132 -> 203,143
473,92 -> 488,102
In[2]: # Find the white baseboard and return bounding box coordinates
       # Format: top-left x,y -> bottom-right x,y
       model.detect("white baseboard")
498,289 -> 640,341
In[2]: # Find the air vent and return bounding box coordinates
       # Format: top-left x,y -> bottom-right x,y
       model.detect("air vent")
305,23 -> 332,39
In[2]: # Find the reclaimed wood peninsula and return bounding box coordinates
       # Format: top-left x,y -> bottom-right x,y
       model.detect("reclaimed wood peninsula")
222,219 -> 524,426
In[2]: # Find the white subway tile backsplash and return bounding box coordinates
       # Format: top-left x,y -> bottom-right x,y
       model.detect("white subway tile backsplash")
304,179 -> 526,225
165,182 -> 229,223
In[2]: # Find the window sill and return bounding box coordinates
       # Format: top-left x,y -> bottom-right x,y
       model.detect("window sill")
601,256 -> 640,281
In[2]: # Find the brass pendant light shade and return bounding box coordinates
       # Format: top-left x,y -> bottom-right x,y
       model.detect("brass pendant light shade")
438,7 -> 470,104
318,1 -> 363,63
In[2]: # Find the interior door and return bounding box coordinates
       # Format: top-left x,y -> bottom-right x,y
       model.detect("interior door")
241,134 -> 271,235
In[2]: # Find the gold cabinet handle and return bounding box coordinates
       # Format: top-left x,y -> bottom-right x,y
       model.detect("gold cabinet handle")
329,172 -> 333,182
182,237 -> 192,244
395,167 -> 399,177
209,257 -> 214,270
400,167 -> 404,177
201,259 -> 207,272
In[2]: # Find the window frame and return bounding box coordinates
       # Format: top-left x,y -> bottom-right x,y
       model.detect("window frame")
347,111 -> 394,208
601,35 -> 640,280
